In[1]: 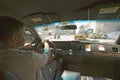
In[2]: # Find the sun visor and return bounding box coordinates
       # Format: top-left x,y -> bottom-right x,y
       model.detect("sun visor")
22,12 -> 61,26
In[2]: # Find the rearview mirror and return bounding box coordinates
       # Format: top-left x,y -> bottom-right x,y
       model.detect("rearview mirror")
61,25 -> 77,30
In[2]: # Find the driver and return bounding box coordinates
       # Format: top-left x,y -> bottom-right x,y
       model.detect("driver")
0,16 -> 52,80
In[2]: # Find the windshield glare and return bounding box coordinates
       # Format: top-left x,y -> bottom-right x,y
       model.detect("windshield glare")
34,19 -> 120,44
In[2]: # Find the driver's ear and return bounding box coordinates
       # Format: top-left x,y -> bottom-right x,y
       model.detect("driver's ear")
11,34 -> 19,42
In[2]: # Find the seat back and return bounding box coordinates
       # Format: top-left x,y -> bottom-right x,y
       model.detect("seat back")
0,68 -> 21,80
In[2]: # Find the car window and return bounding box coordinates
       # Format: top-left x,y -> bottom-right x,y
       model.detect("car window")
34,19 -> 120,44
22,29 -> 36,50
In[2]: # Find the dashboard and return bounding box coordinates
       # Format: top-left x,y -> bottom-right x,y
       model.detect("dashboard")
53,41 -> 120,79
53,41 -> 120,55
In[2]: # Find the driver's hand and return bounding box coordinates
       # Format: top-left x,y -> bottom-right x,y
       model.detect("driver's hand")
43,40 -> 50,54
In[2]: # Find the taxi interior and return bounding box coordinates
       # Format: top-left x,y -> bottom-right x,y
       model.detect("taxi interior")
0,0 -> 120,80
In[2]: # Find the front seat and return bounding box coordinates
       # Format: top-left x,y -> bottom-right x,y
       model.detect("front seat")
0,68 -> 21,80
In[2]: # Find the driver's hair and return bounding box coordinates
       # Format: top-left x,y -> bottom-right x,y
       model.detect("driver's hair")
0,16 -> 24,42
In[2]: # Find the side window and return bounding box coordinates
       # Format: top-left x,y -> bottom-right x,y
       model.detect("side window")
22,29 -> 36,50
25,30 -> 35,46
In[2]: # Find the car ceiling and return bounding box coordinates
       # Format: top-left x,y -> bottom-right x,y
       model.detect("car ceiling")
0,0 -> 120,26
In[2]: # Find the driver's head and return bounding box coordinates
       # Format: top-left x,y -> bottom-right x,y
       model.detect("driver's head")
0,16 -> 25,49
0,68 -> 21,80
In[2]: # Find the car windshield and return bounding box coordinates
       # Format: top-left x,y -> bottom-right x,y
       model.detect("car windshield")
34,19 -> 120,44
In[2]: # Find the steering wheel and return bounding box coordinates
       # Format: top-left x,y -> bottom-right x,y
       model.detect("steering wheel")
35,39 -> 57,54
35,39 -> 58,64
